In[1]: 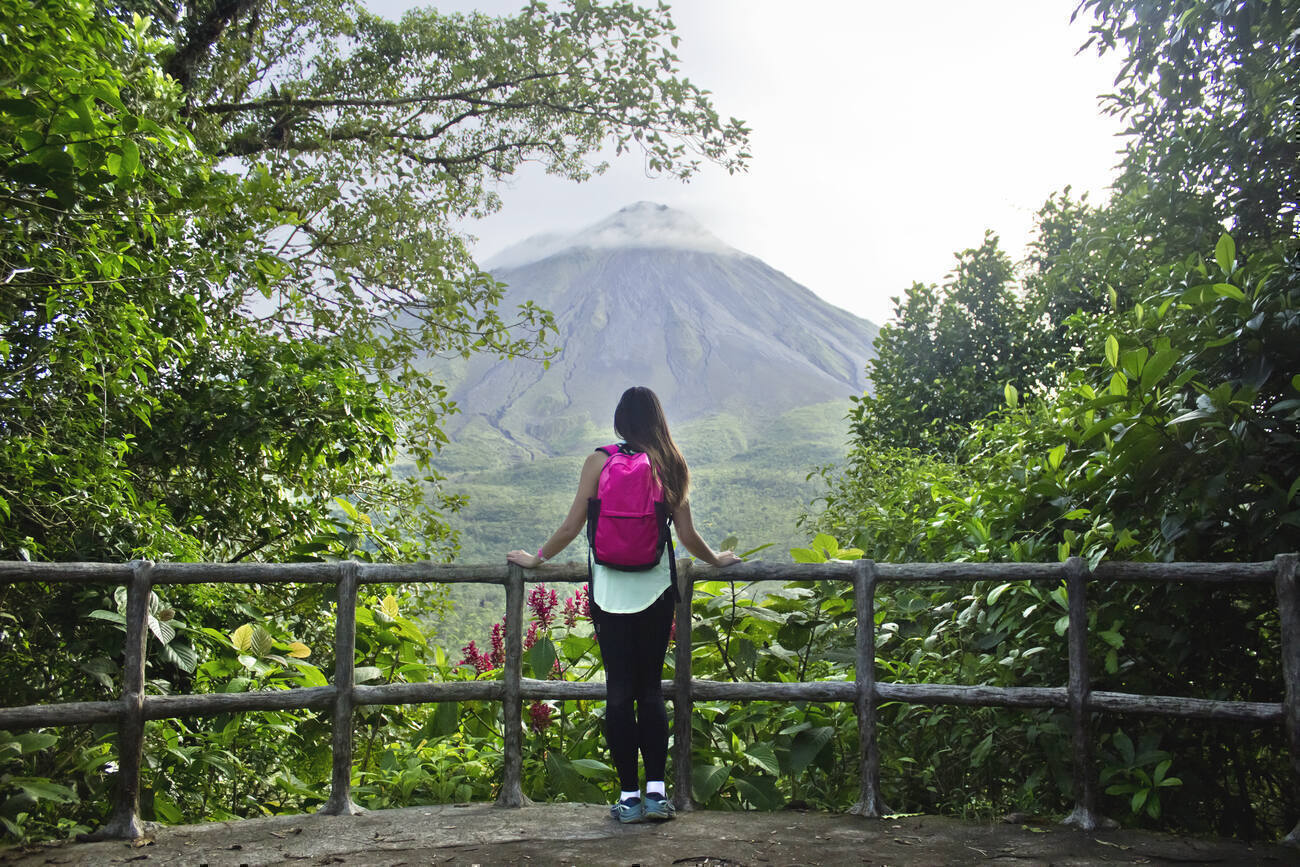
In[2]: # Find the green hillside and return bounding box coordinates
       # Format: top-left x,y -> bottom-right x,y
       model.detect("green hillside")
418,400 -> 851,652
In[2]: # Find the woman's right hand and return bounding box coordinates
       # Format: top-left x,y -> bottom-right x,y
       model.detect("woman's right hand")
507,549 -> 542,568
713,551 -> 742,568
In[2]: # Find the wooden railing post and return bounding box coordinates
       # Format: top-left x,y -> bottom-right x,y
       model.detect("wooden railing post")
672,559 -> 695,812
1274,553 -> 1300,845
319,561 -> 362,815
88,560 -> 153,839
1062,556 -> 1108,830
849,559 -> 889,817
497,563 -> 531,806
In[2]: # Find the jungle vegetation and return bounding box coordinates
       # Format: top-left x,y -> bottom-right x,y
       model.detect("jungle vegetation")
1,0 -> 1298,846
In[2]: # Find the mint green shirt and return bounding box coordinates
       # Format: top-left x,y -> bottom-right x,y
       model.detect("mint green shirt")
592,557 -> 672,614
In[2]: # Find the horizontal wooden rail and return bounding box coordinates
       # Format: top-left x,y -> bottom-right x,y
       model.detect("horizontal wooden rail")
1,555 -> 1297,844
3,680 -> 1281,730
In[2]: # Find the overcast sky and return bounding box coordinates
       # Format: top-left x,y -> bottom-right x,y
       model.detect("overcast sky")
365,0 -> 1127,326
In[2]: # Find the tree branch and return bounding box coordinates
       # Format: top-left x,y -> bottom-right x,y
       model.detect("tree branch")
166,0 -> 262,92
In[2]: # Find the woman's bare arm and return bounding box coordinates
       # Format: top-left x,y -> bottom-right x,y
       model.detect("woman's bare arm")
507,451 -> 607,568
671,499 -> 740,568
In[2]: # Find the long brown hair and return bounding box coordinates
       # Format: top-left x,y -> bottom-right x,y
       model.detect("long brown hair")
613,386 -> 689,509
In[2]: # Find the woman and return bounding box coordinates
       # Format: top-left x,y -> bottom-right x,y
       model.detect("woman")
508,386 -> 740,823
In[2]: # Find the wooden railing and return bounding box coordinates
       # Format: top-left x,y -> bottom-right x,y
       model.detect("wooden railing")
1,555 -> 1297,843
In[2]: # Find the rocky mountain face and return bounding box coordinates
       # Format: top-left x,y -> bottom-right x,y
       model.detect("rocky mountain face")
442,202 -> 878,456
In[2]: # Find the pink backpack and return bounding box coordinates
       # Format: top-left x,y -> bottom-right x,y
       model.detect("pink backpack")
586,444 -> 675,575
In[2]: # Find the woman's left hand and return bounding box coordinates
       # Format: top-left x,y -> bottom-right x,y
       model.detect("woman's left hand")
507,549 -> 542,568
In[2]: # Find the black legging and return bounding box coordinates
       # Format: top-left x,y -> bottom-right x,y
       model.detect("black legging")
590,587 -> 675,793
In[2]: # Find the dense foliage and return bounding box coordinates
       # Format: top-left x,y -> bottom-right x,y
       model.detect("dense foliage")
0,0 -> 747,843
804,0 -> 1300,839
3,0 -> 1297,848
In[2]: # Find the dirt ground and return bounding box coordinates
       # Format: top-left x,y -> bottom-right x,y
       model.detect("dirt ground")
3,803 -> 1298,866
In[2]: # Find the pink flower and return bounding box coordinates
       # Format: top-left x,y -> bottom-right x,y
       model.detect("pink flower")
458,640 -> 481,668
528,700 -> 554,732
528,584 -> 559,627
490,622 -> 505,668
563,585 -> 591,626
459,640 -> 496,673
524,620 -> 540,651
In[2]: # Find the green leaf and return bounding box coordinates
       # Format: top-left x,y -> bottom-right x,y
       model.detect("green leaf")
230,624 -> 253,652
1047,445 -> 1066,470
1214,233 -> 1235,274
333,497 -> 361,521
147,614 -> 175,645
292,661 -> 329,688
14,733 -> 58,754
1108,372 -> 1128,397
0,98 -> 39,118
1104,334 -> 1119,368
423,700 -> 459,738
789,547 -> 824,564
788,725 -> 834,774
526,636 -> 557,679
10,778 -> 78,804
1004,382 -> 1019,407
568,758 -> 615,780
1211,282 -> 1246,302
153,793 -> 183,824
732,773 -> 783,810
251,625 -> 274,658
692,763 -> 732,803
1138,348 -> 1179,393
744,741 -> 781,776
116,139 -> 139,183
159,641 -> 198,673
987,582 -> 1014,605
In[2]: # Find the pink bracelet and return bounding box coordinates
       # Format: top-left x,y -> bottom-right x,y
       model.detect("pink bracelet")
536,547 -> 548,563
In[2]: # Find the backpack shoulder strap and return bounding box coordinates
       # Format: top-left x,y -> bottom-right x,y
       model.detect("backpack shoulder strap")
595,444 -> 619,457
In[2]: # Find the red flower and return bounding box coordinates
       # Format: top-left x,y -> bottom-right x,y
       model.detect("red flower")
563,585 -> 591,626
458,640 -> 481,668
528,584 -> 559,627
459,640 -> 497,673
528,700 -> 554,732
490,622 -> 505,668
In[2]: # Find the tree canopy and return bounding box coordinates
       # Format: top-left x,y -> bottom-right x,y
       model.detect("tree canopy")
806,0 -> 1300,836
0,0 -> 750,563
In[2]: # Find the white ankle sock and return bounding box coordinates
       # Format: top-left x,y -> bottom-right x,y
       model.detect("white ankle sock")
620,789 -> 640,802
646,781 -> 665,798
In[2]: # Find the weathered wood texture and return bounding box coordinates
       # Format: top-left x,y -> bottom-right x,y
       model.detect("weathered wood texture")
1276,553 -> 1300,844
497,565 -> 531,807
354,682 -> 501,706
673,562 -> 696,812
1094,560 -> 1275,584
0,682 -> 1278,727
1063,557 -> 1104,831
2,555 -> 1294,843
850,560 -> 888,817
0,557 -> 1279,586
319,563 -> 362,816
146,688 -> 337,718
0,562 -> 134,583
97,563 -> 151,840
0,700 -> 121,728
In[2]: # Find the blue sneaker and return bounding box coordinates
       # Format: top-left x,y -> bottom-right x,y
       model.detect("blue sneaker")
643,792 -> 676,821
610,796 -> 644,824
